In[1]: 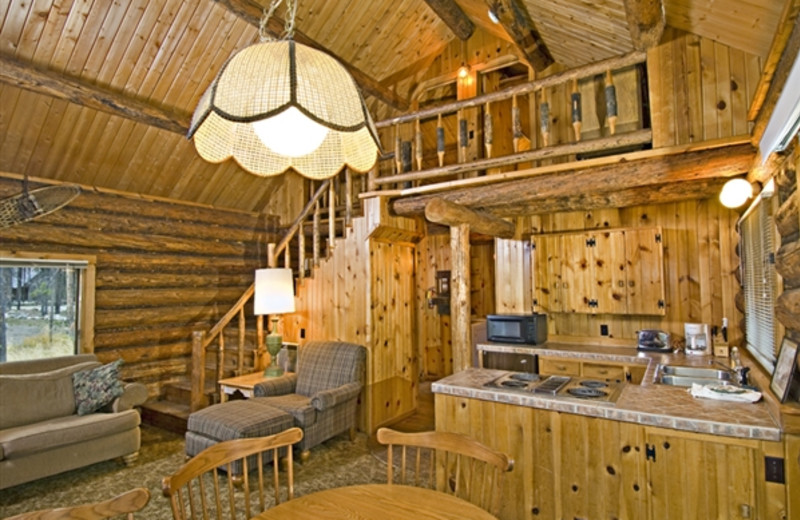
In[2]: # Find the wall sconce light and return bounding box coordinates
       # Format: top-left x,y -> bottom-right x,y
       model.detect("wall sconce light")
458,63 -> 471,80
719,178 -> 753,209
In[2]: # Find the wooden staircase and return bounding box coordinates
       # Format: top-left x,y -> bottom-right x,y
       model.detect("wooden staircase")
140,176 -> 363,433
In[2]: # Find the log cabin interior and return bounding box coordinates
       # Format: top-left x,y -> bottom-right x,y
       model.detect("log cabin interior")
1,0 -> 800,518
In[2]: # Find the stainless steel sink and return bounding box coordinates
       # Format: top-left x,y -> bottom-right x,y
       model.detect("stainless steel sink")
655,364 -> 734,387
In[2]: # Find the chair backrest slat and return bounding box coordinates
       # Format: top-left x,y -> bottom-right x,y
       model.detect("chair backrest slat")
162,427 -> 303,520
376,428 -> 513,516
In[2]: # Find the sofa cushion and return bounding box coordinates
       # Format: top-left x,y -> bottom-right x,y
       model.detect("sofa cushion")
0,361 -> 100,430
72,359 -> 124,416
255,394 -> 316,427
0,409 -> 140,460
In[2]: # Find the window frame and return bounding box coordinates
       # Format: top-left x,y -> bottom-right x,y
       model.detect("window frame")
0,251 -> 96,355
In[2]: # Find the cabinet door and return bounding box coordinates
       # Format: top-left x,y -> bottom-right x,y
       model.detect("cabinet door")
593,231 -> 629,314
532,234 -> 564,313
625,228 -> 666,315
561,233 -> 594,313
645,429 -> 757,520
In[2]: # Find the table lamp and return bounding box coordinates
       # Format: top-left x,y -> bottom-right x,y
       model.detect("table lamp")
254,268 -> 296,377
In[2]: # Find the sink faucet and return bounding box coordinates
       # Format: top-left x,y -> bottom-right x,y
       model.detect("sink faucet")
709,355 -> 750,386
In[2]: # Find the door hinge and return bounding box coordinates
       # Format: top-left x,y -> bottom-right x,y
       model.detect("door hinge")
645,444 -> 656,462
588,299 -> 599,308
655,233 -> 662,243
586,237 -> 596,247
531,241 -> 536,250
658,299 -> 665,309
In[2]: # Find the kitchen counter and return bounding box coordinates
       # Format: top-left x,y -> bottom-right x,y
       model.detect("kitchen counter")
432,342 -> 781,441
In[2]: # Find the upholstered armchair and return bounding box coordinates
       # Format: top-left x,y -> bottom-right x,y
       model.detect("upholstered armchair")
252,340 -> 366,459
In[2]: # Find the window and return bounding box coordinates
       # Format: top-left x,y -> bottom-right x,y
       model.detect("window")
739,187 -> 780,372
0,253 -> 96,362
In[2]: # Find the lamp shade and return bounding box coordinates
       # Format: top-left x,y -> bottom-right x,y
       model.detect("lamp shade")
254,268 -> 296,315
188,40 -> 380,180
719,178 -> 753,209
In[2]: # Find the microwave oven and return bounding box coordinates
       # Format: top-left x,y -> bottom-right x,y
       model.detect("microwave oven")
486,314 -> 547,345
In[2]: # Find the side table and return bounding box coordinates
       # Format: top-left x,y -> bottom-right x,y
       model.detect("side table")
218,372 -> 269,402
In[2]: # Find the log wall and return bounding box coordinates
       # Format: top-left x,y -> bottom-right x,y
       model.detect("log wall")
0,173 -> 273,398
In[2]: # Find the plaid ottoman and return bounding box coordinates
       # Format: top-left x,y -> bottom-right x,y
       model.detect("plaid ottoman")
185,399 -> 294,475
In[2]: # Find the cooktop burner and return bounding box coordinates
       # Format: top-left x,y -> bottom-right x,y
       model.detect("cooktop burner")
484,372 -> 623,405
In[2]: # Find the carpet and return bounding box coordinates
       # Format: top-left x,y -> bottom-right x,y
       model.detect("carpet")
0,425 -> 390,519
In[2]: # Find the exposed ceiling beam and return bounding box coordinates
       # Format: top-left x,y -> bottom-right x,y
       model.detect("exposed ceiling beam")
392,143 -> 755,216
489,0 -> 554,72
0,55 -> 190,135
423,0 -> 475,40
424,198 -> 515,238
622,0 -> 666,51
214,0 -> 409,111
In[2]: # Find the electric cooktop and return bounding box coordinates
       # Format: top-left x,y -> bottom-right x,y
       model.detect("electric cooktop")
484,371 -> 624,405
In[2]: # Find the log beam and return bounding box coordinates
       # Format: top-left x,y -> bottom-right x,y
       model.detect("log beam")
392,143 -> 755,216
0,56 -> 190,135
424,198 -> 515,238
450,224 -> 471,372
622,0 -> 666,50
214,0 -> 409,111
423,0 -> 475,40
490,0 -> 554,72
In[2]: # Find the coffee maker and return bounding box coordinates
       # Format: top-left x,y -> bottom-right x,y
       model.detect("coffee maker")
684,323 -> 712,356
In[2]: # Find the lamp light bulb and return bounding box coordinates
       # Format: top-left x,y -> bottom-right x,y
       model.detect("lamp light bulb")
719,178 -> 753,209
253,107 -> 330,158
458,64 -> 470,79
488,7 -> 500,24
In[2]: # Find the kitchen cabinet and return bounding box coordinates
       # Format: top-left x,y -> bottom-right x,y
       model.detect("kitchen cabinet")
538,355 -> 647,383
435,394 -> 785,520
532,227 -> 665,315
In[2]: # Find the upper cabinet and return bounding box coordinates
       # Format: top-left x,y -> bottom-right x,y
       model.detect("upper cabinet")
532,227 -> 665,315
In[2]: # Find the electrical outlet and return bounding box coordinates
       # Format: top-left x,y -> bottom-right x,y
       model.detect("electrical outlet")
600,324 -> 609,336
300,328 -> 306,339
764,456 -> 785,483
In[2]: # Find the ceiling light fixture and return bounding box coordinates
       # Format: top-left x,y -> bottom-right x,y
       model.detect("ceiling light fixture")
187,0 -> 380,180
488,3 -> 500,24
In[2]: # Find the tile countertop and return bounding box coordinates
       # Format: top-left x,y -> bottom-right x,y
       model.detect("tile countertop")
432,342 -> 782,441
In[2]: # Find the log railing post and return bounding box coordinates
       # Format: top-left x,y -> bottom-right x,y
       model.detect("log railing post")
328,180 -> 336,255
191,330 -> 205,412
217,334 -> 225,383
345,167 -> 353,228
313,200 -> 320,267
237,307 -> 245,375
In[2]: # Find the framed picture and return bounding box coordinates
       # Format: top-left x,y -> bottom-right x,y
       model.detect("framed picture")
770,337 -> 798,403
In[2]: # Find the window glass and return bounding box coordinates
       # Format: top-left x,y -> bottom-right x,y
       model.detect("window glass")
0,259 -> 87,362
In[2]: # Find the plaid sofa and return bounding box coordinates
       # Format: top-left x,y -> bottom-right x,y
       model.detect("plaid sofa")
252,341 -> 366,453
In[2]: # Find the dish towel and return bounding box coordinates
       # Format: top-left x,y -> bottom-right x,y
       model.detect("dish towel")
690,383 -> 762,403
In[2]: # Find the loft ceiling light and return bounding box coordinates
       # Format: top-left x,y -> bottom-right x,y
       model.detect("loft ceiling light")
187,0 -> 380,180
720,178 -> 753,209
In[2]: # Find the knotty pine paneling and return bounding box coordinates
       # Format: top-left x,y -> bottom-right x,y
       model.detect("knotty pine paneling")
0,174 -> 273,398
496,199 -> 743,348
285,209 -> 417,432
648,29 -> 762,148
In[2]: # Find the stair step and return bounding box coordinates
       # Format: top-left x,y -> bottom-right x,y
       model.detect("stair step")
140,400 -> 191,435
165,379 -> 218,404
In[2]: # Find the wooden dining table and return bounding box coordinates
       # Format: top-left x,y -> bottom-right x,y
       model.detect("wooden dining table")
251,483 -> 498,519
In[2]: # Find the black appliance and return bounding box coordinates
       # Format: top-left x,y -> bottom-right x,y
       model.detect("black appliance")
486,313 -> 547,345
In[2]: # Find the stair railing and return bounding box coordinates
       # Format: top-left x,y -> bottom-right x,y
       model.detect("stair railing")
190,172 -> 366,411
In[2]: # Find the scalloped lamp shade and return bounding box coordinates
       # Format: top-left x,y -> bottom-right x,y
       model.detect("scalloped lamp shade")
188,40 -> 380,180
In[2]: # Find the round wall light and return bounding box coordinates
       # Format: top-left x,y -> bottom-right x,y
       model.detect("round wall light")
719,178 -> 753,209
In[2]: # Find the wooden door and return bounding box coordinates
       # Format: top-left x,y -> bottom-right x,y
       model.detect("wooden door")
532,234 -> 564,312
562,233 -> 594,313
593,230 -> 629,314
645,428 -> 757,520
624,228 -> 666,315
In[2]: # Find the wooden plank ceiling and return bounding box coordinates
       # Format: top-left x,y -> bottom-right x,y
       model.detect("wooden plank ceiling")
0,0 -> 788,214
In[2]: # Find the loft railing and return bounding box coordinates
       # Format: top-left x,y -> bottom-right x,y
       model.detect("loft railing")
189,171 -> 364,411
363,50 -> 650,198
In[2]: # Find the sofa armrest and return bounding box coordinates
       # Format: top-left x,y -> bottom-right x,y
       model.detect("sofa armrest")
111,382 -> 148,413
311,382 -> 362,411
253,373 -> 297,397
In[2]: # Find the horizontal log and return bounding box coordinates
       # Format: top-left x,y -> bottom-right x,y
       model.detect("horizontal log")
374,129 -> 653,186
95,341 -> 193,365
776,190 -> 799,238
96,271 -> 253,290
776,239 -> 800,286
393,143 -> 754,216
96,252 -> 261,273
424,198 -> 516,238
95,305 -> 221,329
776,166 -> 797,204
96,287 -> 247,309
777,286 -> 800,330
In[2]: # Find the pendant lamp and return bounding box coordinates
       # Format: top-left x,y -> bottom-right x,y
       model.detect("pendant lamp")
187,0 -> 380,180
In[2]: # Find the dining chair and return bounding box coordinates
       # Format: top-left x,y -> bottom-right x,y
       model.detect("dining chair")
4,487 -> 150,519
162,427 -> 303,520
376,427 -> 514,516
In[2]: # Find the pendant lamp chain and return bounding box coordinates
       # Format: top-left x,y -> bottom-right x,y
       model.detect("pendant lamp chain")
259,0 -> 298,42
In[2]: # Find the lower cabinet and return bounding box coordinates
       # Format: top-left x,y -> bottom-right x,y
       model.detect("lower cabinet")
435,394 -> 787,520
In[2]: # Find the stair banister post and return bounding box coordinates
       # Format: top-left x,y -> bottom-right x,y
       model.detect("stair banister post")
328,180 -> 335,255
191,330 -> 206,412
345,168 -> 353,228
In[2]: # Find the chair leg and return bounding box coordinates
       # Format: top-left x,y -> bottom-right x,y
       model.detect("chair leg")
122,452 -> 139,466
300,450 -> 311,463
